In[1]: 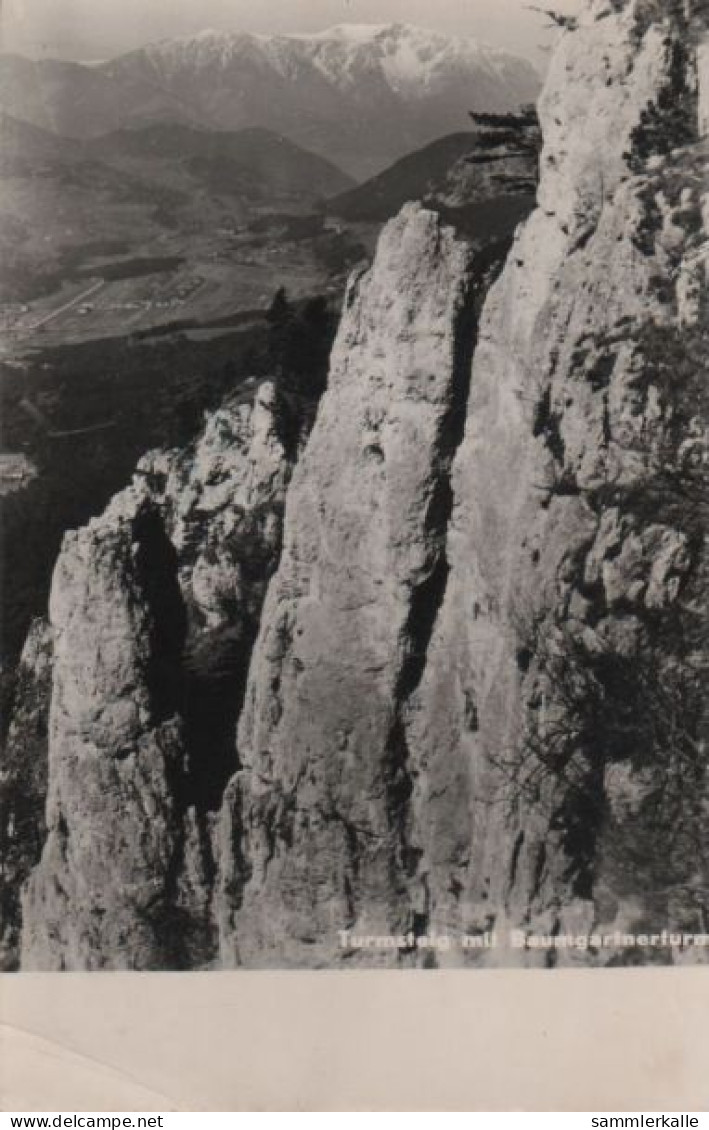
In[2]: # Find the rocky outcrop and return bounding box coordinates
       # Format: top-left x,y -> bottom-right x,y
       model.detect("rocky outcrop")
218,205 -> 478,966
0,619 -> 52,969
20,382 -> 300,969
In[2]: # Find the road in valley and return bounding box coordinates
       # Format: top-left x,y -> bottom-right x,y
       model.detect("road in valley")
27,279 -> 105,331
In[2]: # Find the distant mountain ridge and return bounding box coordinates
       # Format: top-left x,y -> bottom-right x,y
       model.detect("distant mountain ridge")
327,110 -> 540,228
0,113 -> 353,198
87,122 -> 354,198
0,24 -> 541,178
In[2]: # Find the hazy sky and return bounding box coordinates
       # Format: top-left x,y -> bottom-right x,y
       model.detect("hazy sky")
1,0 -> 583,65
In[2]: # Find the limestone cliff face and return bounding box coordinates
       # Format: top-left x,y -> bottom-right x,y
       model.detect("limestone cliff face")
20,383 -> 298,969
407,0 -> 709,963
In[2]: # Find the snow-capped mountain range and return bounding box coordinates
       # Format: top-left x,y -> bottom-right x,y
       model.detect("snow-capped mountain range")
132,23 -> 537,100
0,24 -> 541,178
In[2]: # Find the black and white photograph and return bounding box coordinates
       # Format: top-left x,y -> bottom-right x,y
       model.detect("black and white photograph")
0,0 -> 708,976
